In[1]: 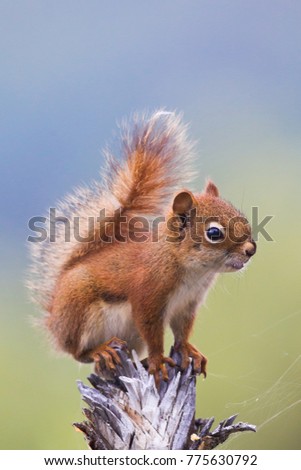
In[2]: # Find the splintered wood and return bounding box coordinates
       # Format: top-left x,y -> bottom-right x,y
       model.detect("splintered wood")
74,347 -> 256,450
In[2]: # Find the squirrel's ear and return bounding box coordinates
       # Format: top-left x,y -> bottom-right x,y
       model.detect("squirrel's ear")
172,190 -> 194,214
204,180 -> 219,198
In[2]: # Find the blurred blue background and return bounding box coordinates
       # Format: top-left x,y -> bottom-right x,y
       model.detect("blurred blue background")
1,0 -> 300,449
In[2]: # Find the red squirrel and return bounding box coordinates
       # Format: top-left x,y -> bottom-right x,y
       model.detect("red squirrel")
28,110 -> 256,385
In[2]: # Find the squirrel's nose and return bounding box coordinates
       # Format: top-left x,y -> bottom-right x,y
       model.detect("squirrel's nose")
244,241 -> 256,257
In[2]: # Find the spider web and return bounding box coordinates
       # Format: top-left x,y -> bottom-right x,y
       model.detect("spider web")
209,309 -> 301,449
222,355 -> 301,442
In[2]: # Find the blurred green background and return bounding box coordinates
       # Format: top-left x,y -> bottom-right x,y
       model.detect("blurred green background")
1,0 -> 300,450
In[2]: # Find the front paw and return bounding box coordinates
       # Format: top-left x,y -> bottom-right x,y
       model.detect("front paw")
174,342 -> 207,377
148,354 -> 176,387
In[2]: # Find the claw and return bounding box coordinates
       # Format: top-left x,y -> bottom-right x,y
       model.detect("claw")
163,356 -> 176,368
90,337 -> 128,373
148,354 -> 176,388
175,342 -> 207,377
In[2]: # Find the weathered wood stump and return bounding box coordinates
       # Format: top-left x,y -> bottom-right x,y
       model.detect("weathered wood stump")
74,346 -> 256,450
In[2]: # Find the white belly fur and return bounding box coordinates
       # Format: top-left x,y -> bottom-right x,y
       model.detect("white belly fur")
80,300 -> 146,358
103,302 -> 146,356
165,270 -> 217,324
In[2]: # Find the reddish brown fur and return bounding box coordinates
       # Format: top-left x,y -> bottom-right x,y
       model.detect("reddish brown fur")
47,185 -> 255,381
33,112 -> 256,384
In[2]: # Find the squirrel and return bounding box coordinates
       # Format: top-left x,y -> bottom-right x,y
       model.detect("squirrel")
28,110 -> 256,386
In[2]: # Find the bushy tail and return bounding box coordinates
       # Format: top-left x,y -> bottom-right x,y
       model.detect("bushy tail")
27,109 -> 196,309
106,109 -> 195,215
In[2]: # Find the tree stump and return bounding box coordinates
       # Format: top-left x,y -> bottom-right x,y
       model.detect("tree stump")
74,346 -> 256,450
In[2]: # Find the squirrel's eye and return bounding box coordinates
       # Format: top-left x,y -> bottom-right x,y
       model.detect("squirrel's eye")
205,223 -> 225,243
